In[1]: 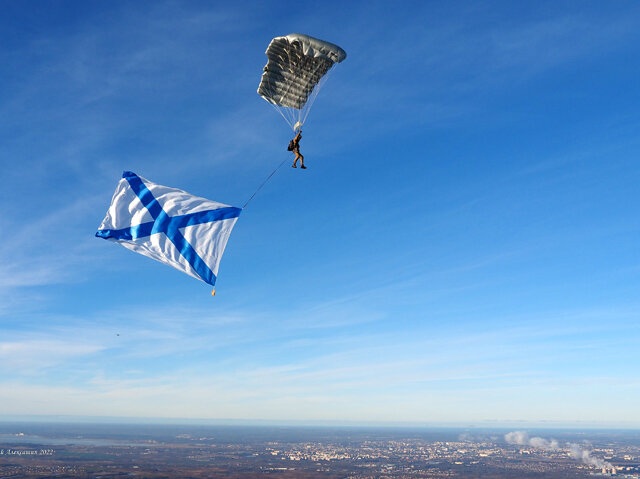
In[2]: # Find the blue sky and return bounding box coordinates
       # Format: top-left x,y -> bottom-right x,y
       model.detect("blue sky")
1,0 -> 639,427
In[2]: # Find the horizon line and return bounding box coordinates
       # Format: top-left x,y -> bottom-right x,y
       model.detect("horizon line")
0,415 -> 638,430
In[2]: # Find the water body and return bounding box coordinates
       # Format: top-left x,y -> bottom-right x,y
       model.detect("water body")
0,422 -> 638,448
0,433 -> 155,447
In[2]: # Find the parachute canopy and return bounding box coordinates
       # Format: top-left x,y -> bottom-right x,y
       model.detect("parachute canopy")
96,171 -> 241,288
257,33 -> 346,131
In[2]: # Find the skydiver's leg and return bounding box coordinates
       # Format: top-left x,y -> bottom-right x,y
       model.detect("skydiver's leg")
292,151 -> 300,168
299,153 -> 306,169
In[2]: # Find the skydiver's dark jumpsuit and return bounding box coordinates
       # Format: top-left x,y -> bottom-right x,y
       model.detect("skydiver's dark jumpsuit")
291,131 -> 305,169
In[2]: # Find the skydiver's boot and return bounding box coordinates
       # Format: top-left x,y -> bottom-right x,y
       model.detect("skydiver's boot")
301,165 -> 307,169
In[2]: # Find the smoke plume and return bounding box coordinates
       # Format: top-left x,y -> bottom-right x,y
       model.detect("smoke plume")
504,431 -> 559,450
504,431 -> 613,471
568,443 -> 613,470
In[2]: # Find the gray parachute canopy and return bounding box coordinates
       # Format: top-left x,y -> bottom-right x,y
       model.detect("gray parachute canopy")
257,33 -> 346,131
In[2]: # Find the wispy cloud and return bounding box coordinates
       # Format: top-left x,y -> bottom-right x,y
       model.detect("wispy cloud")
326,4 -> 640,138
0,197 -> 103,298
0,339 -> 104,372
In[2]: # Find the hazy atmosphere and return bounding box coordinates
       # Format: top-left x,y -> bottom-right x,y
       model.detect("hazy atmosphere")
1,1 -> 639,427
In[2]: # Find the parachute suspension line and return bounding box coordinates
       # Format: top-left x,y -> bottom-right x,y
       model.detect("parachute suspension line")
299,66 -> 334,128
290,58 -> 335,131
269,101 -> 294,131
242,156 -> 291,209
263,67 -> 290,129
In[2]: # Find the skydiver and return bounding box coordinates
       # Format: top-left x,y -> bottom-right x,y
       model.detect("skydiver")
290,130 -> 306,169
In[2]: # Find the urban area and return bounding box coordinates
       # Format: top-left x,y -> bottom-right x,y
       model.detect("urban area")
0,424 -> 638,478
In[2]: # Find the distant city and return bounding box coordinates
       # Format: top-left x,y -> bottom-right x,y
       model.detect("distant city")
0,423 -> 638,478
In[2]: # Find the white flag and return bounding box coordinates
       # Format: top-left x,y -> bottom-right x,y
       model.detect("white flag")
96,171 -> 241,287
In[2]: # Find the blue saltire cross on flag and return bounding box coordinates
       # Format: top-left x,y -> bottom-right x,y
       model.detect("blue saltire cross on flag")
96,171 -> 241,287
